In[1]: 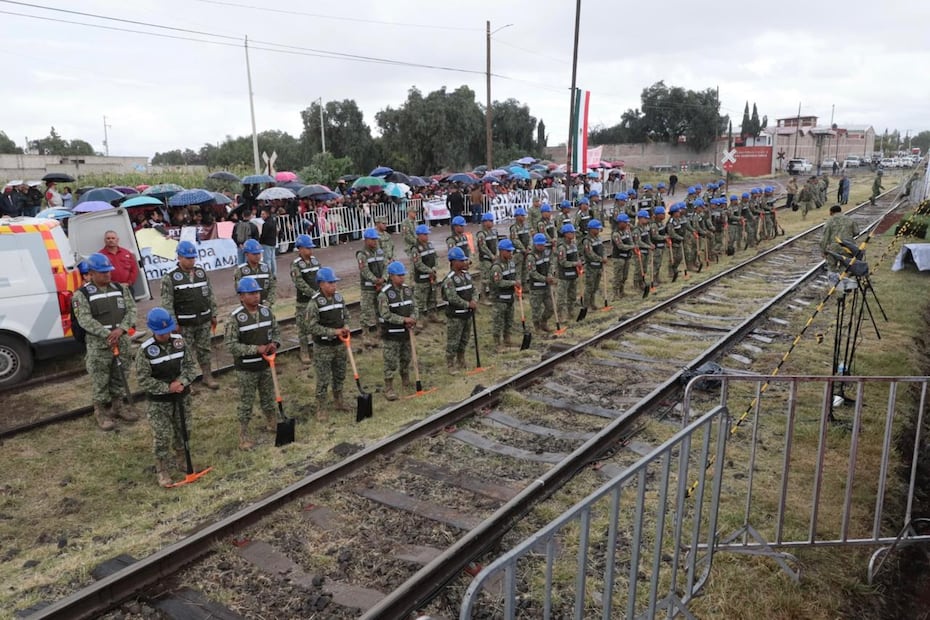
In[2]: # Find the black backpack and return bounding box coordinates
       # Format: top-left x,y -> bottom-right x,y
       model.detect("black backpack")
233,221 -> 252,245
70,287 -> 90,344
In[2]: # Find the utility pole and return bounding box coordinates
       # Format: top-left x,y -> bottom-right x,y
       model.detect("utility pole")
486,20 -> 492,169
792,102 -> 801,158
102,115 -> 111,157
244,35 -> 260,174
318,97 -> 326,153
565,0 -> 582,174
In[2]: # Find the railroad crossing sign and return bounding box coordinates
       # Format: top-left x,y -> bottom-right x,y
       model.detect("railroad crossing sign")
721,148 -> 737,172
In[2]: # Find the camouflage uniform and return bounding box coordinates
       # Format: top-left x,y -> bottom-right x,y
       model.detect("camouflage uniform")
666,214 -> 686,278
442,267 -> 474,368
744,196 -> 760,248
400,217 -> 419,255
798,182 -> 815,219
289,253 -> 321,350
490,255 -> 517,348
525,245 -> 554,329
537,214 -> 557,243
527,200 -> 542,231
820,213 -> 861,272
573,206 -> 594,241
307,289 -> 349,402
475,224 -> 499,301
509,218 -> 531,285
649,216 -> 668,284
555,236 -> 581,319
72,281 -> 137,407
378,282 -> 417,380
378,228 -> 395,261
610,224 -> 635,298
135,333 -> 197,465
233,261 -> 276,305
160,265 -> 218,371
871,174 -> 884,204
554,209 -> 572,238
445,231 -> 472,261
357,245 -> 386,338
410,238 -> 439,317
631,222 -> 652,292
581,233 -> 605,310
224,303 -> 280,425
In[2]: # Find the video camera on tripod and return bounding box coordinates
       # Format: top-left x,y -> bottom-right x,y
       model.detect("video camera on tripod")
827,238 -> 869,279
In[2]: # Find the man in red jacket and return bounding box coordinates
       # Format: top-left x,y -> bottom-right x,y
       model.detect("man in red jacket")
99,230 -> 139,286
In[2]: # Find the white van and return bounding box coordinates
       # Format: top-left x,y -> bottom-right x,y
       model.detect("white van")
0,208 -> 150,387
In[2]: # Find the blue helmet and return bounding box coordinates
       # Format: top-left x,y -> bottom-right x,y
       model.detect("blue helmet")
86,252 -> 114,273
615,213 -> 630,223
481,212 -> 495,222
693,199 -> 705,207
176,240 -> 198,258
730,194 -> 739,202
532,233 -> 548,245
540,204 -> 552,212
498,239 -> 515,251
764,186 -> 774,193
643,183 -> 653,190
295,234 -> 315,249
695,183 -> 703,190
77,260 -> 90,275
578,197 -> 589,205
236,276 -> 262,293
637,209 -> 650,218
452,216 -> 466,226
687,186 -> 696,195
146,307 -> 176,336
514,207 -> 527,217
560,200 -> 572,209
741,192 -> 750,199
386,261 -> 406,276
654,206 -> 666,215
243,239 -> 262,254
616,192 -> 628,201
750,187 -> 761,195
560,223 -> 576,234
415,224 -> 430,235
588,190 -> 600,197
669,204 -> 681,213
316,267 -> 340,283
628,189 -> 637,198
363,227 -> 379,240
707,182 -> 717,189
657,182 -> 666,189
447,247 -> 466,261
587,219 -> 602,230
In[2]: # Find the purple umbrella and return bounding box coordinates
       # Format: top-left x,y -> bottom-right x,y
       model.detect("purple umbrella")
72,201 -> 114,213
112,186 -> 139,195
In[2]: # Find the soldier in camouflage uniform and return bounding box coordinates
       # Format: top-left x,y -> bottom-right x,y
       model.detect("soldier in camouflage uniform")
870,171 -> 884,205
160,240 -> 219,389
631,210 -> 654,292
573,196 -> 594,241
410,224 -> 440,323
289,234 -> 321,365
820,205 -> 861,272
378,261 -> 418,399
536,203 -> 557,242
135,307 -> 198,487
307,267 -> 351,420
224,276 -> 280,449
357,228 -> 386,348
666,205 -> 687,280
73,252 -> 138,431
611,193 -> 629,231
400,204 -> 420,256
798,177 -> 817,219
691,200 -> 712,267
580,219 -> 605,311
509,207 -> 531,286
234,239 -> 276,305
525,233 -> 554,332
761,186 -> 777,239
555,223 -> 581,320
649,206 -> 669,285
442,247 -> 476,373
490,239 -> 517,352
445,215 -> 472,261
527,195 -> 543,231
554,201 -> 573,238
744,188 -> 761,248
375,216 -> 395,261
610,213 -> 635,298
475,212 -> 499,305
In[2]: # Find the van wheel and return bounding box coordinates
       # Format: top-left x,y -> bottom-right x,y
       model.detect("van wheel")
0,334 -> 33,387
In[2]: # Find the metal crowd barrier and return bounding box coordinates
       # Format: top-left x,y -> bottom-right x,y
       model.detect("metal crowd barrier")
459,374 -> 930,619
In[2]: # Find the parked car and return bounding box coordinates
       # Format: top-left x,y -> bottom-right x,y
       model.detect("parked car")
879,158 -> 895,169
821,158 -> 838,170
843,157 -> 860,168
787,158 -> 813,175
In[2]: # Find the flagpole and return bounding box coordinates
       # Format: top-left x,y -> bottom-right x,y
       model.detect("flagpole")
565,0 -> 582,176
244,35 -> 260,174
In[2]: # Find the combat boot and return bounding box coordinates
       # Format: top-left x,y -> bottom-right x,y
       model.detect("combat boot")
298,343 -> 311,365
200,363 -> 220,389
384,379 -> 398,401
333,392 -> 351,412
400,371 -> 412,393
316,397 -> 329,423
446,355 -> 459,375
175,448 -> 188,472
538,320 -> 552,333
155,460 -> 173,488
263,410 -> 276,432
456,351 -> 466,369
94,404 -> 115,431
238,422 -> 255,450
429,311 -> 444,325
112,399 -> 139,422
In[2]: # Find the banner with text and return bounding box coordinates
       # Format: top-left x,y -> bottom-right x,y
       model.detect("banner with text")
141,238 -> 239,281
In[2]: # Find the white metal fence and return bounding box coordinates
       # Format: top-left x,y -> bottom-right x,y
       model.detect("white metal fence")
459,374 -> 930,619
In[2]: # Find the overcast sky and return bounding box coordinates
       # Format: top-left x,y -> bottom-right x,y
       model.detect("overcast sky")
2,0 -> 928,161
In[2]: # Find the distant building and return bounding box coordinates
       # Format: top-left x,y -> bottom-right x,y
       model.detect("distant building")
762,118 -> 874,173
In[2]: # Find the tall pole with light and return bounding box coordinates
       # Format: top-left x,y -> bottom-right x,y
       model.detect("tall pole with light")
244,35 -> 260,174
102,115 -> 111,157
565,0 -> 582,174
485,21 -> 512,169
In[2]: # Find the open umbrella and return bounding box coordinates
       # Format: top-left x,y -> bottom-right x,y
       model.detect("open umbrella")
275,180 -> 304,193
370,166 -> 394,177
274,171 -> 299,183
211,192 -> 233,206
208,171 -> 240,182
407,176 -> 429,188
515,156 -> 537,165
72,201 -> 114,213
339,174 -> 360,183
488,169 -> 509,177
443,173 -> 478,184
122,195 -> 165,209
77,187 -> 125,204
383,182 -> 407,198
386,171 -> 412,184
41,172 -> 75,183
112,186 -> 139,195
169,188 -> 215,207
508,166 -> 531,180
241,174 -> 274,185
472,165 -> 488,174
298,184 -> 333,198
547,170 -> 566,178
143,183 -> 185,200
256,186 -> 296,201
136,184 -> 150,192
529,171 -> 543,180
35,208 -> 73,221
352,176 -> 387,189
310,191 -> 341,201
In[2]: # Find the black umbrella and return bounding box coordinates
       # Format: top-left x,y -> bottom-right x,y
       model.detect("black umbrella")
208,171 -> 240,182
276,180 -> 305,194
339,174 -> 360,183
42,172 -> 75,183
386,171 -> 412,184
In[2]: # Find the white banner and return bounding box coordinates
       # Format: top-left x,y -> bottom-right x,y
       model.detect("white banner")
587,145 -> 603,167
140,238 -> 239,281
424,198 -> 450,221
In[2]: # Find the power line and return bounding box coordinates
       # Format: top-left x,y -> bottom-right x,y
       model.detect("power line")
495,39 -> 571,66
190,0 -> 481,32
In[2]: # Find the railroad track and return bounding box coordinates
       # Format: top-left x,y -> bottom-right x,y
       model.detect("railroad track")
24,192 -> 906,620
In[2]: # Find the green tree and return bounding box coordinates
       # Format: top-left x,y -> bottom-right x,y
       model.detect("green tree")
537,119 -> 547,151
910,130 -> 930,156
749,103 -> 766,138
68,139 -> 96,156
741,102 -> 751,138
298,152 -> 355,187
300,99 -> 378,172
0,131 -> 23,154
490,98 -> 538,159
29,127 -> 69,155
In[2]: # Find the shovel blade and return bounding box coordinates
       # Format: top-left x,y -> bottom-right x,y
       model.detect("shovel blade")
520,332 -> 532,350
275,418 -> 296,446
356,393 -> 373,422
576,307 -> 588,322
